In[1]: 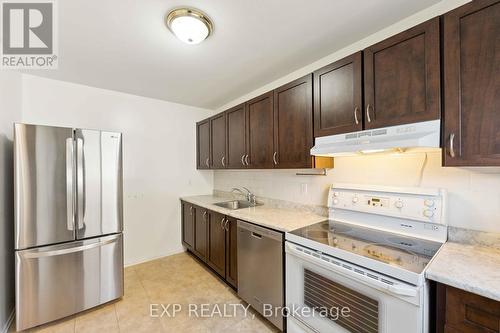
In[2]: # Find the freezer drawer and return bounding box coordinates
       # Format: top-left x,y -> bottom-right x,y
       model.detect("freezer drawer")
16,234 -> 123,331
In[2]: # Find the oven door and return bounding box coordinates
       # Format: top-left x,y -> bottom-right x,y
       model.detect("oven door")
285,241 -> 425,333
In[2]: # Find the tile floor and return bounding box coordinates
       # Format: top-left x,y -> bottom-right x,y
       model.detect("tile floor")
9,252 -> 279,333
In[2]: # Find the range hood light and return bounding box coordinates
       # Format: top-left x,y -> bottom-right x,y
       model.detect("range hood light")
359,148 -> 405,155
358,149 -> 387,154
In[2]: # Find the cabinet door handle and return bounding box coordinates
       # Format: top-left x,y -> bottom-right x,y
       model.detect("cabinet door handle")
241,154 -> 245,166
354,106 -> 360,125
224,219 -> 229,231
366,104 -> 372,123
203,210 -> 207,220
449,133 -> 456,158
245,154 -> 249,166
205,157 -> 209,168
221,156 -> 225,167
273,152 -> 278,165
220,217 -> 226,229
189,206 -> 193,215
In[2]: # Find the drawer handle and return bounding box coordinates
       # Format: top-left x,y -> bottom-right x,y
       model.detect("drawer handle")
241,154 -> 245,166
245,154 -> 249,166
221,156 -> 225,167
205,157 -> 209,168
273,152 -> 278,165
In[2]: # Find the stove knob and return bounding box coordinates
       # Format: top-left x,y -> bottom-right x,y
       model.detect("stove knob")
423,209 -> 434,218
352,196 -> 359,203
395,200 -> 404,209
333,191 -> 339,197
333,199 -> 339,205
424,199 -> 435,207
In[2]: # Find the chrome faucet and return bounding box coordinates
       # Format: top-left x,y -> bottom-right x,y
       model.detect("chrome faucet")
231,187 -> 257,205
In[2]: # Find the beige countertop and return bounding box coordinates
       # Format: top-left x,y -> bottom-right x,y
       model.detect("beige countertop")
180,195 -> 326,232
426,242 -> 500,302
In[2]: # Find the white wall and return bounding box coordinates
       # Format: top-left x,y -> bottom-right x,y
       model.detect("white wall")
217,0 -> 471,112
0,71 -> 22,332
21,75 -> 214,266
215,152 -> 500,233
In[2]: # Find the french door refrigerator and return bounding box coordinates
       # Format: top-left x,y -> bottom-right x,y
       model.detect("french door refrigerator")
14,123 -> 124,331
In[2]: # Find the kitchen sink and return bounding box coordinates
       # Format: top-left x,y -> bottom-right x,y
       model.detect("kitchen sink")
214,200 -> 262,210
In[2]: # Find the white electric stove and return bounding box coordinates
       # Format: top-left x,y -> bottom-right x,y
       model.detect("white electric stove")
285,183 -> 447,333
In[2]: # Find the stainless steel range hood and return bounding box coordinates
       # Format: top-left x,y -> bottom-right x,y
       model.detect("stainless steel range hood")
311,120 -> 441,157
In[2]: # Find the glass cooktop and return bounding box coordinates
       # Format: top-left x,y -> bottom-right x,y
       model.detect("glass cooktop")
290,220 -> 443,274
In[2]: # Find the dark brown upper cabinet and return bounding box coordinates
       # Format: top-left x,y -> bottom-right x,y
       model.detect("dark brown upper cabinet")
314,52 -> 363,137
443,0 -> 500,166
246,91 -> 275,169
210,113 -> 227,169
364,18 -> 441,129
226,103 -> 247,169
274,74 -> 314,168
196,119 -> 210,169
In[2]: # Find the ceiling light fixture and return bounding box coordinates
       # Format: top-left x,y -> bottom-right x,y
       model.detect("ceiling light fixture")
165,7 -> 213,45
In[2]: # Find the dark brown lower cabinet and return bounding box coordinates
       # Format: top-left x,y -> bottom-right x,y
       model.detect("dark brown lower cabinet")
181,201 -> 195,250
181,203 -> 238,289
225,217 -> 238,289
193,207 -> 208,261
436,282 -> 500,333
207,211 -> 226,277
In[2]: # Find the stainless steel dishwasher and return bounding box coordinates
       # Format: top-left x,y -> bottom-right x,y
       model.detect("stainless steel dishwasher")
237,220 -> 284,331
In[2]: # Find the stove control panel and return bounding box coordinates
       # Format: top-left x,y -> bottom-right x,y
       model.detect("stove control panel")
328,184 -> 446,225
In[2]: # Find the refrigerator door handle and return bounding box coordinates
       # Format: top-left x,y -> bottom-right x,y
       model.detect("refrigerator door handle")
76,138 -> 85,230
65,138 -> 75,231
22,237 -> 118,259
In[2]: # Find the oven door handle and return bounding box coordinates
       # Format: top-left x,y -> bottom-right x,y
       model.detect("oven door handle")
286,242 -> 417,297
290,314 -> 321,333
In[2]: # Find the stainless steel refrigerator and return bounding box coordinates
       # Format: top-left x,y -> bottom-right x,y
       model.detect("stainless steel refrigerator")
14,123 -> 124,331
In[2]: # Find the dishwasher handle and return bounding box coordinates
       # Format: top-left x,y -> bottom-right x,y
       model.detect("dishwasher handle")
237,220 -> 283,242
251,232 -> 262,239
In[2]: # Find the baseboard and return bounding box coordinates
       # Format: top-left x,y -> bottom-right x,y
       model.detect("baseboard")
1,309 -> 15,333
124,248 -> 185,267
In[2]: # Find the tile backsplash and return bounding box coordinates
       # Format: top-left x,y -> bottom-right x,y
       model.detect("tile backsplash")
214,151 -> 500,233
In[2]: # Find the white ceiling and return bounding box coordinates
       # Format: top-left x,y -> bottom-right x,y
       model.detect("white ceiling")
27,0 -> 442,110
